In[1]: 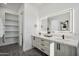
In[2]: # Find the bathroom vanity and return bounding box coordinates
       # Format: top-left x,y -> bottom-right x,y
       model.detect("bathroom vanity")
32,8 -> 79,56
32,33 -> 78,56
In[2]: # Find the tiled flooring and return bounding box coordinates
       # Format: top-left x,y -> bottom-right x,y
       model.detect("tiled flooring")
0,43 -> 47,56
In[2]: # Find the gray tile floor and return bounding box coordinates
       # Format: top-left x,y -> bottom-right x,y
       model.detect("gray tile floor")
0,43 -> 47,56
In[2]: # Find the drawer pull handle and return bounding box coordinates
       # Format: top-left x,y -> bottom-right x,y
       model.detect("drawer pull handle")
41,44 -> 45,46
41,39 -> 44,41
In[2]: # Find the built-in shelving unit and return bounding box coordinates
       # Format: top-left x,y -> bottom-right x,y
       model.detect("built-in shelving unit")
5,12 -> 19,44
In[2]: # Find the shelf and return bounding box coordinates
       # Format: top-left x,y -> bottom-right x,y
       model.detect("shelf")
5,35 -> 18,37
5,36 -> 18,38
5,31 -> 19,33
5,34 -> 19,38
5,37 -> 18,39
5,30 -> 19,32
5,19 -> 18,22
5,12 -> 18,16
5,24 -> 19,27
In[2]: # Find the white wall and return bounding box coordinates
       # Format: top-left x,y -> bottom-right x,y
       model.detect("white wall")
23,3 -> 39,51
39,3 -> 79,18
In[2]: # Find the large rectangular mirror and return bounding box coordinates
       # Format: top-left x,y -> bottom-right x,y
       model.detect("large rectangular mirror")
40,9 -> 73,33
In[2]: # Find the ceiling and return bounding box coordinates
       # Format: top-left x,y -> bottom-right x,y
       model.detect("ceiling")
0,3 -> 47,11
30,3 -> 48,9
0,3 -> 23,11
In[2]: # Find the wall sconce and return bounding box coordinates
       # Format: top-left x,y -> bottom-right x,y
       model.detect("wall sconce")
34,24 -> 37,28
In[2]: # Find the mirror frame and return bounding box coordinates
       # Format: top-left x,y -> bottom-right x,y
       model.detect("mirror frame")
40,8 -> 74,33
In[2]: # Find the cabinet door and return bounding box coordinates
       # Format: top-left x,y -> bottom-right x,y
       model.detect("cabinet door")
62,44 -> 76,56
54,43 -> 76,56
54,43 -> 61,56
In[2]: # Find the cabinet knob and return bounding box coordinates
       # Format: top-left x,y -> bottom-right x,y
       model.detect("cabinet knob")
41,44 -> 45,46
41,39 -> 44,41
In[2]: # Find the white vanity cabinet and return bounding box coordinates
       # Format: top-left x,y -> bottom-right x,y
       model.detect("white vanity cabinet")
32,35 -> 77,56
32,36 -> 50,55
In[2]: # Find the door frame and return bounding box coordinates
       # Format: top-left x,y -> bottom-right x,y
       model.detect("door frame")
19,11 -> 24,49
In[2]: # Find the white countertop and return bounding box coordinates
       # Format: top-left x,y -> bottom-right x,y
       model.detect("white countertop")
32,34 -> 79,48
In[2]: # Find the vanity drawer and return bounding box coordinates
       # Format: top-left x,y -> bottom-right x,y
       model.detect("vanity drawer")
40,42 -> 50,49
41,41 -> 50,46
39,42 -> 50,55
40,47 -> 50,55
34,37 -> 42,43
41,39 -> 50,44
41,45 -> 50,51
32,37 -> 50,55
35,37 -> 41,42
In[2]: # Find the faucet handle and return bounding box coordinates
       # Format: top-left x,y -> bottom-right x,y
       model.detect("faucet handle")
62,35 -> 64,39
